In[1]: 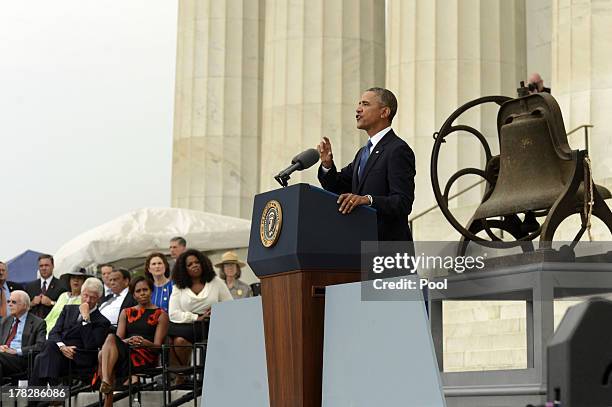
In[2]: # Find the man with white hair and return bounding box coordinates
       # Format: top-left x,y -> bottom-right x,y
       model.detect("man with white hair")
0,290 -> 46,379
29,278 -> 110,387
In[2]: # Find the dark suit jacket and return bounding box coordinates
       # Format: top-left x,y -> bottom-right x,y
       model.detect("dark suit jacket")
0,312 -> 47,356
121,293 -> 138,311
24,277 -> 68,318
319,130 -> 416,241
7,281 -> 24,292
48,304 -> 110,364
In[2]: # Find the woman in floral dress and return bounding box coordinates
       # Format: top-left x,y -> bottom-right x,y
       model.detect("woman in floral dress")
97,276 -> 169,407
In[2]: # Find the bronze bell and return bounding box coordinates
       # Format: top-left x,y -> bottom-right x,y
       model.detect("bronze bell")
471,93 -> 612,243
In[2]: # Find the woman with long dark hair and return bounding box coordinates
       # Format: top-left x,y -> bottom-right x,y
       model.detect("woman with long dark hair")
168,249 -> 232,371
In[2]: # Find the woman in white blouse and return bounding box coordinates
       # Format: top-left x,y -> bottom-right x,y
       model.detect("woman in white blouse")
168,249 -> 232,369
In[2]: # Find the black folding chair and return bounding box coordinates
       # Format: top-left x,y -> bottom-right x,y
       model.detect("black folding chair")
160,343 -> 205,407
161,320 -> 208,407
127,344 -> 165,407
0,350 -> 36,407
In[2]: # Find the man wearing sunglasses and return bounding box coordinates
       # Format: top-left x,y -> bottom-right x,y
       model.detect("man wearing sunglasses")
0,290 -> 47,380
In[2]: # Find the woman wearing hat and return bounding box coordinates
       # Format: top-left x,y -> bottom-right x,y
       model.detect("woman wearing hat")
215,251 -> 253,299
44,267 -> 90,334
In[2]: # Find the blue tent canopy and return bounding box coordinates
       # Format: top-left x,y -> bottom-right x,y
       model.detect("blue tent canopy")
6,249 -> 43,283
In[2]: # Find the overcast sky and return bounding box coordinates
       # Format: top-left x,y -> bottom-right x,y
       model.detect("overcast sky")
0,1 -> 178,260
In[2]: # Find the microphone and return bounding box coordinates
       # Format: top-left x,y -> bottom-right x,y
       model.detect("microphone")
274,148 -> 320,187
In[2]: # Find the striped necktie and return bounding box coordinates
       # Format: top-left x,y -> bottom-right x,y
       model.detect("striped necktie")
100,294 -> 118,311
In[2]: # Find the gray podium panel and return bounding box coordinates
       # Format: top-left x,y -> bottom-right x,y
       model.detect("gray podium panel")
201,297 -> 270,407
322,279 -> 446,407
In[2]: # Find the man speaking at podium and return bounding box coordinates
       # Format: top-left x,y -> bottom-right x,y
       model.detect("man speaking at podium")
317,87 -> 415,241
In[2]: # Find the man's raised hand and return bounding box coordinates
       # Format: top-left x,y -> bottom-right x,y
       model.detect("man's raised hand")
317,137 -> 334,169
79,302 -> 91,322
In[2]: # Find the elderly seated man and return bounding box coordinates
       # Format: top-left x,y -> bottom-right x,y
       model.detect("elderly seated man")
29,277 -> 110,387
0,290 -> 46,380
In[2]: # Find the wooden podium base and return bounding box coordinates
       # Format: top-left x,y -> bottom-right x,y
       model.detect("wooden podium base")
260,270 -> 360,407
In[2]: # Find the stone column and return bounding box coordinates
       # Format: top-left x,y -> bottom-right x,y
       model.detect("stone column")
386,0 -> 526,239
552,0 -> 612,185
171,0 -> 264,219
259,0 -> 386,192
526,0 -> 552,80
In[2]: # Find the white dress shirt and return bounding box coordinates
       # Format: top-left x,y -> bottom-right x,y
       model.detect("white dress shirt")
40,275 -> 53,291
320,126 -> 392,174
366,126 -> 391,151
99,287 -> 128,325
169,277 -> 233,323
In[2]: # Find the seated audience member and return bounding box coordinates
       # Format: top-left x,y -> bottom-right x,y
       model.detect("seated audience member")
0,290 -> 46,379
97,276 -> 168,407
215,251 -> 253,299
29,278 -> 110,387
144,252 -> 173,312
99,267 -> 137,325
168,249 -> 232,370
99,264 -> 114,298
45,267 -> 89,335
24,254 -> 67,319
0,261 -> 23,321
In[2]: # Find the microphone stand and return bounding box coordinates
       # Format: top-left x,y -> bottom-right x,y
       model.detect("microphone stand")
274,172 -> 291,188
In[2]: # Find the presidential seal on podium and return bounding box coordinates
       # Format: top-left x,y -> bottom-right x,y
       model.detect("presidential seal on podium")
260,200 -> 282,247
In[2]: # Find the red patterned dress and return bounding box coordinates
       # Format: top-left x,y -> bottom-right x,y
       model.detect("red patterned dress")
113,306 -> 165,377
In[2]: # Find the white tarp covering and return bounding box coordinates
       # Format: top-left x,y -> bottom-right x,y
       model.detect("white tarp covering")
54,207 -> 251,275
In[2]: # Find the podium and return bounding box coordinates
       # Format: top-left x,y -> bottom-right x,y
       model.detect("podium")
248,183 -> 377,407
